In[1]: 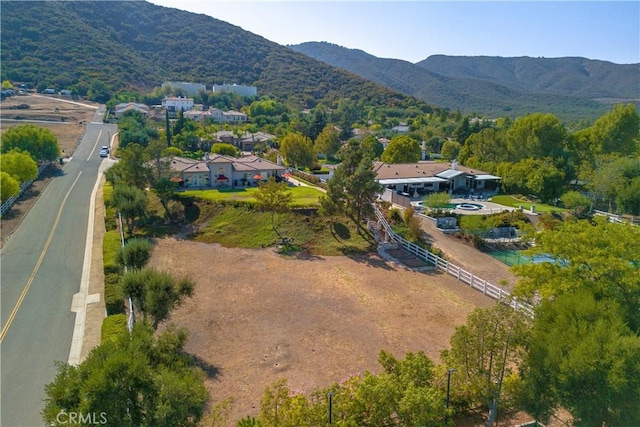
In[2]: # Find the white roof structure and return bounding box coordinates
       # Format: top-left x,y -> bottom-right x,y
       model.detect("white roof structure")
436,169 -> 466,179
473,174 -> 502,180
378,177 -> 448,185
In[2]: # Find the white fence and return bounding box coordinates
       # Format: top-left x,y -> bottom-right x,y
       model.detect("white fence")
373,206 -> 534,317
0,162 -> 51,217
593,209 -> 639,226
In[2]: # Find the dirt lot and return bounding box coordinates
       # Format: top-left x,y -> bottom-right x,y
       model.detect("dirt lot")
0,93 -> 99,155
149,238 -> 495,424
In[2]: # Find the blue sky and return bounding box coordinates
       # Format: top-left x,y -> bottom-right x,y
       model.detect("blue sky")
148,1 -> 640,64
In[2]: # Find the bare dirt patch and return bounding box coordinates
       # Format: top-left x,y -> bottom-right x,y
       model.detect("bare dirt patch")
150,238 -> 495,424
0,94 -> 98,154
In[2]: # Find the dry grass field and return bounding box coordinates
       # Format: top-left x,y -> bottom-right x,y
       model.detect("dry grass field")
0,93 -> 98,154
150,238 -> 496,424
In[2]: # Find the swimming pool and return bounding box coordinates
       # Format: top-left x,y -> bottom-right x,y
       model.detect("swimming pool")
413,201 -> 485,211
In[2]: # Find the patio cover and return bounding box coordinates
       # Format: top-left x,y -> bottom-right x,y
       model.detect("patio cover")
472,174 -> 501,180
378,177 -> 448,185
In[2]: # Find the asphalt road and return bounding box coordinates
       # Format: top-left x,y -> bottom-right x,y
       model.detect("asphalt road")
1,109 -> 116,427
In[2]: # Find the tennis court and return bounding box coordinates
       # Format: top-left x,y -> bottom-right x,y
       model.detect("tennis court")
487,250 -> 556,267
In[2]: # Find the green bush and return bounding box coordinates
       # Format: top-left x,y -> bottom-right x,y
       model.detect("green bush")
387,208 -> 403,224
103,230 -> 122,274
116,238 -> 153,270
101,314 -> 127,343
105,282 -> 125,315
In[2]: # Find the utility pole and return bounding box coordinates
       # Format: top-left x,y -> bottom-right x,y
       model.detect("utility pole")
445,368 -> 457,425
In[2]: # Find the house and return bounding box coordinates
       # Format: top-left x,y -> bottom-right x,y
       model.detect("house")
391,124 -> 409,133
162,81 -> 206,96
215,131 -> 276,152
212,83 -> 257,97
114,102 -> 150,118
162,97 -> 194,114
169,154 -> 286,189
374,159 -> 501,197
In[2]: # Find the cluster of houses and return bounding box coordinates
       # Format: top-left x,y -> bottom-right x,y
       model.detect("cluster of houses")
168,152 -> 501,199
114,80 -> 502,196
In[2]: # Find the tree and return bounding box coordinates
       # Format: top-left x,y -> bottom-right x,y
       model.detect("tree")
361,135 -> 384,159
441,140 -> 461,161
42,323 -> 208,426
616,176 -> 640,215
254,177 -> 293,240
0,171 -> 20,202
152,178 -> 179,221
121,268 -> 195,329
381,135 -> 421,164
512,218 -> 640,424
581,103 -> 639,157
111,143 -> 150,189
559,190 -> 591,215
279,132 -> 314,169
145,139 -> 172,182
0,149 -> 38,183
330,139 -> 382,231
513,217 -> 640,331
111,184 -> 148,235
496,158 -> 565,202
505,113 -> 567,161
211,143 -> 240,157
317,194 -> 342,238
0,124 -> 60,161
255,351 -> 446,427
518,291 -> 640,426
313,124 -> 340,158
441,303 -> 531,425
458,128 -> 508,168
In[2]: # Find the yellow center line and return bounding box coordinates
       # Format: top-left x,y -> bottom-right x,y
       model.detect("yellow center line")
0,171 -> 83,343
86,130 -> 103,161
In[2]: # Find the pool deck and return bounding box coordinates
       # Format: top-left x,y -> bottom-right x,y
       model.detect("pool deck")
411,198 -> 518,216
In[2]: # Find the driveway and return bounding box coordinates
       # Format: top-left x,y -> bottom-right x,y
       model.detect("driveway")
416,214 -> 519,290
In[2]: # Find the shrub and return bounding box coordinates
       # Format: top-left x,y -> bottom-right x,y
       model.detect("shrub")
100,314 -> 127,343
103,230 -> 121,273
116,238 -> 153,270
388,208 -> 403,224
403,206 -> 415,224
105,282 -> 125,315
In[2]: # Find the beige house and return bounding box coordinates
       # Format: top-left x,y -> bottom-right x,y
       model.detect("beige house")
113,102 -> 150,118
374,160 -> 501,197
170,154 -> 286,189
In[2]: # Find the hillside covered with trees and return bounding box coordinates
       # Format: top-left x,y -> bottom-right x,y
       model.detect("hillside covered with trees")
1,1 -> 427,111
290,42 -> 639,122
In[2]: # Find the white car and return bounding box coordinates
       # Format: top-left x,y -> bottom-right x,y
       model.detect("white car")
99,149 -> 109,158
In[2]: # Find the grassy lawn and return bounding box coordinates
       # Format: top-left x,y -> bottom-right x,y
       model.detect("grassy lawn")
192,205 -> 374,256
180,185 -> 324,208
490,195 -> 565,213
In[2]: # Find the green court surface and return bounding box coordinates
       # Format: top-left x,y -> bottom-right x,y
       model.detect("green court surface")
487,250 -> 556,267
486,249 -> 531,267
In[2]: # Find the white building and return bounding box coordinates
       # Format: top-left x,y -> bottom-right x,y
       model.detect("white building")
212,83 -> 257,97
162,97 -> 194,113
162,81 -> 206,96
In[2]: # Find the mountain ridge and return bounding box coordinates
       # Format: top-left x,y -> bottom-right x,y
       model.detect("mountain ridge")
0,1 -> 427,110
289,41 -> 639,120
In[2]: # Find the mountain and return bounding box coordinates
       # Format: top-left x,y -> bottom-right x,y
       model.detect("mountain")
0,1 -> 426,110
289,42 -> 640,121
